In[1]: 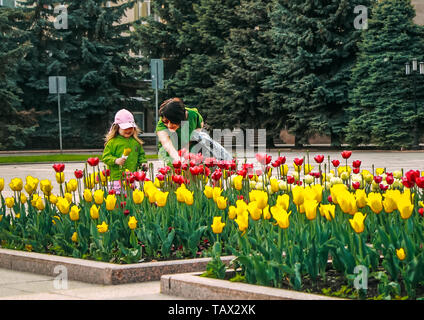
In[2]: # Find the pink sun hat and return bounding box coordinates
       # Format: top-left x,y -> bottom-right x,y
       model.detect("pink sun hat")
114,109 -> 136,129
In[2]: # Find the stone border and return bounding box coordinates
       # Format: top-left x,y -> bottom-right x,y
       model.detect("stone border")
0,248 -> 235,285
161,271 -> 344,300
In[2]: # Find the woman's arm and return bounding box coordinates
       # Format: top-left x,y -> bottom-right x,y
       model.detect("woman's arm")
157,130 -> 180,161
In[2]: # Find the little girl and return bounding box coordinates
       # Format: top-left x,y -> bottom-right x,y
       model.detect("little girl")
102,109 -> 147,194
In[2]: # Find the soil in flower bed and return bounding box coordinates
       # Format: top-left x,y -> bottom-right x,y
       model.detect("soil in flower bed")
220,268 -> 424,300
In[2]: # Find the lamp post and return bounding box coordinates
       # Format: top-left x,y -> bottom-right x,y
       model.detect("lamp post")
405,59 -> 424,149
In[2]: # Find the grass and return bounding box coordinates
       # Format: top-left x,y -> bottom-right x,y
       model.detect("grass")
0,154 -> 158,164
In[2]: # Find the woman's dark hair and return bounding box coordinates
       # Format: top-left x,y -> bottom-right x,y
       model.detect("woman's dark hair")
159,98 -> 186,124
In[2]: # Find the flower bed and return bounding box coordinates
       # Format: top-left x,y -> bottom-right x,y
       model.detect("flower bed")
1,150 -> 424,299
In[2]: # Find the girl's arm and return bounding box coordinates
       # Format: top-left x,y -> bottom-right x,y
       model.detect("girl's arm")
102,141 -> 119,168
157,130 -> 180,161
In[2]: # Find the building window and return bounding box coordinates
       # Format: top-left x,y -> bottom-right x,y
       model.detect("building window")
134,0 -> 151,21
1,0 -> 16,7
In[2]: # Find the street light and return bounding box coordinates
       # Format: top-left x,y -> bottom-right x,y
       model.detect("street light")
405,59 -> 424,149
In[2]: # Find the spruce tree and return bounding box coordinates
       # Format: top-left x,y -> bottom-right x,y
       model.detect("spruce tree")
266,0 -> 372,147
0,6 -> 41,149
18,0 -> 139,148
346,0 -> 424,149
203,0 -> 275,145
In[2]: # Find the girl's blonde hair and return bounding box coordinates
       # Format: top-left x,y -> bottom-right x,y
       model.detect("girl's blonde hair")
104,124 -> 144,147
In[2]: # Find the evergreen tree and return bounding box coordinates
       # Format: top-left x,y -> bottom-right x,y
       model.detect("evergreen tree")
266,0 -> 372,147
18,0 -> 140,148
346,0 -> 424,149
203,0 -> 276,146
0,6 -> 42,149
131,0 -> 202,105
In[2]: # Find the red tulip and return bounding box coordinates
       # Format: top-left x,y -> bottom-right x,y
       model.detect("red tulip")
102,169 -> 110,177
293,158 -> 304,167
123,209 -> 130,216
172,175 -> 184,185
74,169 -> 83,179
156,174 -> 165,181
181,163 -> 188,171
415,177 -> 424,188
379,184 -> 389,191
405,170 -> 420,183
374,176 -> 382,184
120,201 -> 127,209
341,151 -> 352,159
217,160 -> 230,170
332,160 -> 340,167
255,153 -> 272,165
203,166 -> 211,177
327,195 -> 333,203
385,175 -> 394,185
352,160 -> 361,168
53,163 -> 65,173
237,169 -> 247,178
178,148 -> 188,157
230,160 -> 237,171
212,169 -> 222,181
134,171 -> 146,182
172,160 -> 182,169
271,160 -> 281,168
352,182 -> 361,190
189,166 -> 202,176
353,168 -> 360,174
108,189 -> 116,195
286,176 -> 295,184
314,155 -> 324,164
295,180 -> 302,186
402,177 -> 415,189
87,157 -> 100,167
277,156 -> 286,165
419,208 -> 424,217
204,157 -> 217,168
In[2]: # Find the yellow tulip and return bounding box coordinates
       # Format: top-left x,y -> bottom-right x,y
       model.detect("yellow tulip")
90,204 -> 100,220
146,186 -> 158,204
5,197 -> 14,208
247,201 -> 262,221
0,178 -> 4,192
292,186 -> 305,207
263,205 -> 271,220
155,191 -> 169,207
367,192 -> 383,214
40,179 -> 53,195
349,212 -> 367,234
93,189 -> 104,205
338,191 -> 357,215
396,248 -> 406,261
71,232 -> 78,243
304,199 -> 318,220
49,194 -> 58,205
271,205 -> 291,229
233,175 -> 243,191
133,189 -> 145,204
97,221 -> 108,233
382,192 -> 397,213
355,189 -> 367,208
35,197 -> 45,211
128,216 -> 138,230
56,198 -> 70,214
330,184 -> 348,205
228,205 -> 237,220
183,190 -> 194,206
105,194 -> 117,211
234,211 -> 249,235
280,164 -> 289,176
269,178 -> 279,193
56,172 -> 65,184
211,216 -> 226,234
83,189 -> 92,202
31,194 -> 40,207
20,193 -> 27,204
9,178 -> 23,192
216,196 -> 227,210
0,214 -> 3,222
203,185 -> 214,199
69,205 -> 80,221
64,192 -> 73,203
235,199 -> 248,216
376,168 -> 385,176
212,187 -> 223,203
397,199 -> 414,220
319,204 -> 336,221
123,148 -> 132,156
337,166 -> 351,176
254,191 -> 268,210
66,179 -> 78,193
175,186 -> 186,203
24,176 -> 39,195
276,194 -> 290,211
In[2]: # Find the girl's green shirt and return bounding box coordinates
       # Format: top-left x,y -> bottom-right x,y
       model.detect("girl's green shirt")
102,135 -> 146,181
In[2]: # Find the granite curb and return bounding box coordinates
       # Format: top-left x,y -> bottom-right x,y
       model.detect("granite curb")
0,248 -> 235,285
160,271 -> 344,300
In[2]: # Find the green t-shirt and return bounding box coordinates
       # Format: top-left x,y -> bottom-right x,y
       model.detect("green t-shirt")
102,135 -> 146,181
156,107 -> 203,161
